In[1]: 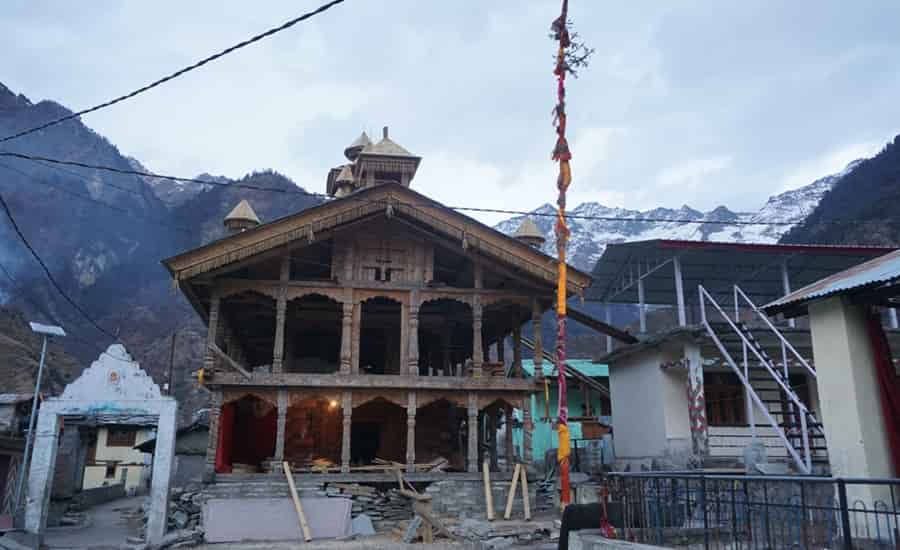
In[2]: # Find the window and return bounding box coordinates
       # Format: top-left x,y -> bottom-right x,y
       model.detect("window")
104,463 -> 117,479
705,373 -> 746,426
106,428 -> 137,447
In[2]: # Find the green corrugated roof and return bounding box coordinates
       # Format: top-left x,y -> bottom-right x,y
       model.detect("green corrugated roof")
521,359 -> 608,378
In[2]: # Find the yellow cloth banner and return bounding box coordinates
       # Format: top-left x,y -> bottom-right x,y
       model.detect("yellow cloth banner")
557,424 -> 571,461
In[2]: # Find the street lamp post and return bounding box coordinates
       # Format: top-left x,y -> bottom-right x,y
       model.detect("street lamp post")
13,322 -> 66,520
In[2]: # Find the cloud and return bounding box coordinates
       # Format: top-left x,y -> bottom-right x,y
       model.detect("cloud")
778,141 -> 884,192
3,1 -> 900,224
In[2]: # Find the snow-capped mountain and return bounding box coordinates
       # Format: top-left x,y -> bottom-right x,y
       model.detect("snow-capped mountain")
495,160 -> 862,271
125,157 -> 228,206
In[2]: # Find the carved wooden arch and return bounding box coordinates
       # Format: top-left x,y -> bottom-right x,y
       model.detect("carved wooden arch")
418,293 -> 473,309
478,393 -> 519,411
285,287 -> 345,305
287,389 -> 342,408
219,283 -> 280,302
222,388 -> 278,407
416,391 -> 468,410
352,390 -> 407,409
355,290 -> 408,305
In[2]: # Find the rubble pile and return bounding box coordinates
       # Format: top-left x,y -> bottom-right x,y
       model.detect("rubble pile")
449,517 -> 559,548
324,483 -> 413,530
165,486 -> 203,531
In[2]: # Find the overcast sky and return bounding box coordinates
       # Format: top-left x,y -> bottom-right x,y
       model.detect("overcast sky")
5,1 -> 900,224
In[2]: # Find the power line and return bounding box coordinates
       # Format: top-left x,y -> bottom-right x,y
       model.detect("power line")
0,150 -> 821,228
0,0 -> 347,145
0,191 -> 118,342
0,162 -> 193,234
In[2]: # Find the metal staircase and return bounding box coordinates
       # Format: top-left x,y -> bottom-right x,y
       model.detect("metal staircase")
699,284 -> 828,474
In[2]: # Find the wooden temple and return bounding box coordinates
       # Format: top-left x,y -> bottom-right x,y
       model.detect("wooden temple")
163,128 -> 592,481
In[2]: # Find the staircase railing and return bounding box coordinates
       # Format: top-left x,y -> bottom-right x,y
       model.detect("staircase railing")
733,285 -> 816,379
699,284 -> 813,473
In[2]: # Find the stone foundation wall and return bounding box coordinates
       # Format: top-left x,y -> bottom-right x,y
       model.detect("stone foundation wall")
426,478 -> 538,520
191,475 -> 542,535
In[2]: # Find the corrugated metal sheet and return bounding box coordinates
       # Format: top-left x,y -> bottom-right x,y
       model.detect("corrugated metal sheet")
521,359 -> 609,378
764,248 -> 900,312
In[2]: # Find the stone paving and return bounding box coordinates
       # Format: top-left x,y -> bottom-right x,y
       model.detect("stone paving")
42,495 -> 144,549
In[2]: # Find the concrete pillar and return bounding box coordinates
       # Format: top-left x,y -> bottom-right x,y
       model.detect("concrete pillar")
781,259 -> 796,328
605,303 -> 613,353
809,297 -> 894,495
341,391 -> 352,473
205,289 -> 221,373
146,401 -> 177,545
340,301 -> 353,374
472,298 -> 484,377
532,299 -> 543,380
638,277 -> 647,333
275,390 -> 287,462
673,256 -> 687,327
205,389 -> 223,481
273,289 -> 287,373
408,300 -> 420,375
684,342 -> 708,459
467,392 -> 478,472
512,326 -> 522,378
406,392 -> 416,473
24,408 -> 60,536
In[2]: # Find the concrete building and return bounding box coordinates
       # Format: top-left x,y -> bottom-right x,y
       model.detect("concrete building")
516,359 -> 611,472
590,240 -> 898,473
764,248 -> 900,485
81,426 -> 152,492
136,410 -> 209,486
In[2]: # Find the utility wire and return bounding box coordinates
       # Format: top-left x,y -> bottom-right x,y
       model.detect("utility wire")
0,191 -> 118,342
0,162 -> 193,234
0,0 -> 347,145
0,150 -> 825,228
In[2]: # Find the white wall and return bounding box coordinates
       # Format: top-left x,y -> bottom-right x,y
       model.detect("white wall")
82,427 -> 152,491
809,297 -> 893,480
609,345 -> 691,467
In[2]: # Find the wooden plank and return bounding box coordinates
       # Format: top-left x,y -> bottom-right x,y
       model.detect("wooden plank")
503,463 -> 521,520
282,462 -> 312,542
520,465 -> 531,521
208,343 -> 252,379
413,501 -> 456,541
482,460 -> 495,521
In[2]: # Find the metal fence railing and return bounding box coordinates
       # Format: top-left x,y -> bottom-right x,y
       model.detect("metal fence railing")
604,472 -> 900,550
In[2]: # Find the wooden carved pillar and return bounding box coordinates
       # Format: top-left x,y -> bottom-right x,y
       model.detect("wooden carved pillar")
467,392 -> 479,472
472,297 -> 484,377
341,391 -> 352,473
351,301 -> 361,374
205,289 -> 221,373
408,302 -> 420,376
273,289 -> 287,373
275,389 -> 287,463
512,326 -> 523,378
204,389 -> 223,481
505,403 -> 515,471
522,394 -> 533,467
532,299 -> 543,380
400,301 -> 409,375
340,301 -> 353,374
497,331 -> 505,365
273,256 -> 290,373
406,391 -> 416,473
488,406 -> 498,471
